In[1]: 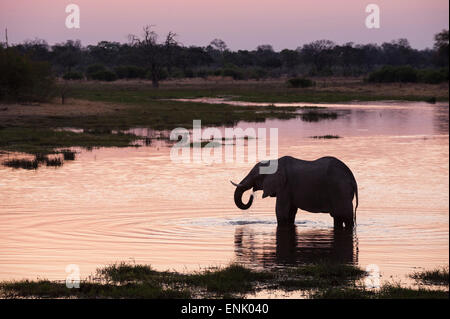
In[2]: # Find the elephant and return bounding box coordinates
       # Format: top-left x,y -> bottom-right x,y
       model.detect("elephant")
231,156 -> 358,229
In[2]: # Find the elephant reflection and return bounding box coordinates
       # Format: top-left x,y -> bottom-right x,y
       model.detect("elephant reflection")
234,225 -> 357,266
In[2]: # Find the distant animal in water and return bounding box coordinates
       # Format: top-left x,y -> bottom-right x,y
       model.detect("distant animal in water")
231,156 -> 358,230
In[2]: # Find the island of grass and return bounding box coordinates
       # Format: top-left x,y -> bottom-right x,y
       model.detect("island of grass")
0,262 -> 447,299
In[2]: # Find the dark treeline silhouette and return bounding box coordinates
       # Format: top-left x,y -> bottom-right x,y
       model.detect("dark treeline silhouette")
1,27 -> 448,98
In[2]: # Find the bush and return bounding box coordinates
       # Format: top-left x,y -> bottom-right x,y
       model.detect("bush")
114,65 -> 146,79
90,70 -> 117,82
146,68 -> 168,81
183,69 -> 195,78
222,67 -> 244,80
0,47 -> 54,102
368,66 -> 418,83
195,69 -> 209,79
248,68 -> 268,80
85,64 -> 106,79
368,66 -> 449,84
417,68 -> 449,84
62,71 -> 83,80
287,77 -> 315,88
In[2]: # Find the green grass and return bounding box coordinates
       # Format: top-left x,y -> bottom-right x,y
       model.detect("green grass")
278,263 -> 367,290
0,83 -> 304,158
300,110 -> 338,122
0,263 -> 274,298
181,264 -> 274,293
45,157 -> 63,167
1,79 -> 446,160
0,280 -> 190,299
2,158 -> 39,170
312,284 -> 449,299
1,262 -> 448,299
189,141 -> 222,148
0,127 -> 138,155
66,80 -> 448,103
411,266 -> 449,286
311,135 -> 341,139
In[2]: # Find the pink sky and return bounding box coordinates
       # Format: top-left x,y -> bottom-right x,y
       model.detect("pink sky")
0,0 -> 448,49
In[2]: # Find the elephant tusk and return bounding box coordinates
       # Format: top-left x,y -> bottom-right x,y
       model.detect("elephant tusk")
230,181 -> 242,187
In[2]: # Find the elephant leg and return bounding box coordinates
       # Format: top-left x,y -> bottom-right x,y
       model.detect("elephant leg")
333,217 -> 344,230
332,200 -> 354,231
275,194 -> 295,225
288,206 -> 298,225
343,216 -> 354,229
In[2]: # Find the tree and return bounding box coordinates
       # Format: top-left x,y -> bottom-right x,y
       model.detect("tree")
299,40 -> 336,73
434,29 -> 449,66
51,40 -> 82,73
129,25 -> 177,88
209,39 -> 228,52
87,41 -> 121,66
280,49 -> 300,69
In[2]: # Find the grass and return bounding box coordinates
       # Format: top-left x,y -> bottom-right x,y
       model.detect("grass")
0,78 -> 447,164
66,78 -> 448,103
61,149 -> 76,160
411,266 -> 449,286
0,82 -> 304,158
300,110 -> 338,122
189,141 -> 222,148
3,158 -> 39,170
1,262 -> 448,299
278,263 -> 367,290
45,157 -> 63,167
0,127 -> 138,155
312,284 -> 449,299
182,264 -> 274,293
0,280 -> 190,299
310,135 -> 341,139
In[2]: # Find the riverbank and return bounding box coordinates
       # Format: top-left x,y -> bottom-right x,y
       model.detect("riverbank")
0,78 -> 447,159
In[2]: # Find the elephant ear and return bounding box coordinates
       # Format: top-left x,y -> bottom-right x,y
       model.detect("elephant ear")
262,167 -> 286,198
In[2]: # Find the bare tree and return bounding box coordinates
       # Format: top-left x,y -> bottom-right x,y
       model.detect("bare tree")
129,26 -> 178,88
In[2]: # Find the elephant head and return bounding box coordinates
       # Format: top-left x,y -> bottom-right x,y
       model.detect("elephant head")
231,160 -> 285,210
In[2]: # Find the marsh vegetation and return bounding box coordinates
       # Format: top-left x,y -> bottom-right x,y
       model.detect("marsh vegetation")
1,262 -> 447,299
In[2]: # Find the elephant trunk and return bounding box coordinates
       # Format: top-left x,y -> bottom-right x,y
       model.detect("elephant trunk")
233,185 -> 254,210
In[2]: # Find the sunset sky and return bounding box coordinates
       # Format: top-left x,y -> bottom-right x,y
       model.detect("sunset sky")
0,0 -> 448,50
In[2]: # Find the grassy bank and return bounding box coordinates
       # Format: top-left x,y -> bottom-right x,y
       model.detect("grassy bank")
67,78 -> 449,103
0,262 -> 448,299
0,78 -> 447,160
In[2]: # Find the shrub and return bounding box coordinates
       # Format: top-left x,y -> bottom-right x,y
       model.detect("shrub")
0,47 -> 54,102
85,64 -> 106,79
146,68 -> 168,81
222,67 -> 244,80
368,66 -> 418,83
417,68 -> 449,84
248,68 -> 268,80
287,77 -> 315,88
183,69 -> 194,78
90,70 -> 117,82
114,65 -> 146,79
368,66 -> 448,84
195,69 -> 209,79
62,71 -> 84,80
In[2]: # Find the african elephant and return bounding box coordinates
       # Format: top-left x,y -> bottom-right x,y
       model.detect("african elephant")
231,156 -> 358,229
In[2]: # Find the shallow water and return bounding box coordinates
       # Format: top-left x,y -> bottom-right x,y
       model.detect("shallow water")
0,101 -> 448,290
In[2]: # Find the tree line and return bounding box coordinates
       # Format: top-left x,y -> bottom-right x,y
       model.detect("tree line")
0,27 -> 448,100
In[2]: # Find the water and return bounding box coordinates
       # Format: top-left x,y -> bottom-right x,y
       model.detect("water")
0,101 -> 448,288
